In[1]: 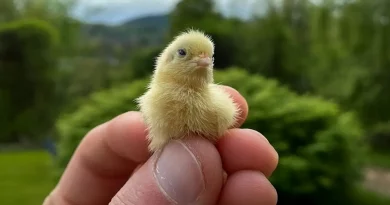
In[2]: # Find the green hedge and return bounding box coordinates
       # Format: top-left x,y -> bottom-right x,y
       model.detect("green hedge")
56,68 -> 366,204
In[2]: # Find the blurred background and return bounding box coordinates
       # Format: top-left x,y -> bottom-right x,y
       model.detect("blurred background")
1,0 -> 390,204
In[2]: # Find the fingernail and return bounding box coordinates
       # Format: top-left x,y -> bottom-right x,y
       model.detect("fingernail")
154,141 -> 205,204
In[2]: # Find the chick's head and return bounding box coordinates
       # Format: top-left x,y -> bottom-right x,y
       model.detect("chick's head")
155,29 -> 215,85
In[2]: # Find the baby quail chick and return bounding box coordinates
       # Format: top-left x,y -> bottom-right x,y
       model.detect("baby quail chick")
136,29 -> 239,152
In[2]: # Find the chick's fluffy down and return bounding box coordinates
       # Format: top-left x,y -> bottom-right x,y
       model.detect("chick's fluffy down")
136,29 -> 239,152
138,84 -> 238,152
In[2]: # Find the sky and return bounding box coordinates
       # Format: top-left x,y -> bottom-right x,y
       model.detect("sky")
71,0 -> 266,25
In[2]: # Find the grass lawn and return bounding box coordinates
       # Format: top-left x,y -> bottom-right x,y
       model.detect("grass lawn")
0,150 -> 56,205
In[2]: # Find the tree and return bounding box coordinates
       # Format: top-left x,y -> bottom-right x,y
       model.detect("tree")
169,0 -> 220,37
0,19 -> 59,143
0,0 -> 81,57
243,2 -> 305,90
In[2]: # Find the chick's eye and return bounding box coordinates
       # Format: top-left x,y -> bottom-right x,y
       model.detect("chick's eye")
177,49 -> 186,57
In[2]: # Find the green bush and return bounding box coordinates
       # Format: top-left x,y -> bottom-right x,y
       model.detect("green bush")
56,68 -> 366,204
216,68 -> 366,204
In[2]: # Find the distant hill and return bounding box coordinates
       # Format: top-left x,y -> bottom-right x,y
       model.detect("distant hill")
123,15 -> 169,31
81,14 -> 170,57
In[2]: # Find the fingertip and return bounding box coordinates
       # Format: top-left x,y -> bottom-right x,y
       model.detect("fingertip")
217,129 -> 279,178
218,170 -> 278,205
219,85 -> 249,127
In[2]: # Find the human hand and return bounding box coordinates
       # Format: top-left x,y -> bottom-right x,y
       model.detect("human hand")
43,86 -> 279,205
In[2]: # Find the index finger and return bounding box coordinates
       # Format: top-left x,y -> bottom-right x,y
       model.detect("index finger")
45,85 -> 248,205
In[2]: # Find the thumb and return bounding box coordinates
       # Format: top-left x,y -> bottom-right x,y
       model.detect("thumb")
109,137 -> 224,205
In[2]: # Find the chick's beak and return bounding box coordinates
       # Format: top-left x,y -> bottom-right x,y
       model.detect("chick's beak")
197,53 -> 212,68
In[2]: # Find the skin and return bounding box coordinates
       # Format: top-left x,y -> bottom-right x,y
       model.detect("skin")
43,86 -> 279,205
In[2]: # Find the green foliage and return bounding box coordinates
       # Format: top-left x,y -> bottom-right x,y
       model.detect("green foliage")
56,68 -> 365,204
367,150 -> 390,170
240,2 -> 312,92
0,0 -> 80,56
169,0 -> 220,37
0,19 -> 59,143
368,123 -> 390,153
128,46 -> 163,79
352,186 -> 390,205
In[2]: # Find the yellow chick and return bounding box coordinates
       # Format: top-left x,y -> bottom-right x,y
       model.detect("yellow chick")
136,29 -> 239,152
